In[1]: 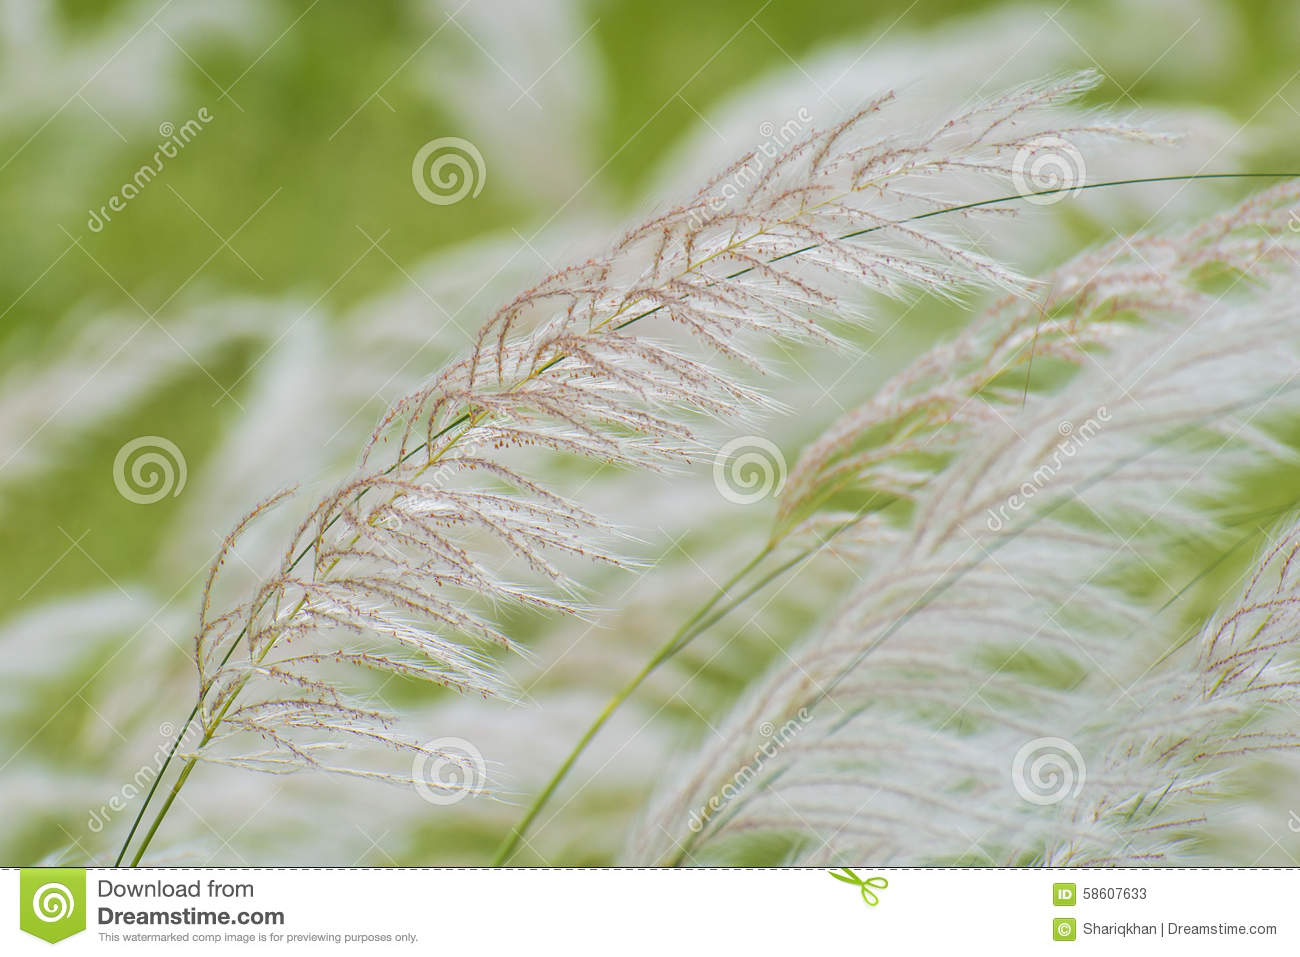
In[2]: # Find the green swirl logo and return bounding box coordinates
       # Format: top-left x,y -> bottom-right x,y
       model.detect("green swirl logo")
19,869 -> 86,943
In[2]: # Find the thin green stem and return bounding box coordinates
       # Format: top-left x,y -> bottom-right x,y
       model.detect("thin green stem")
491,544 -> 775,865
491,513 -> 867,865
129,754 -> 199,867
111,701 -> 199,866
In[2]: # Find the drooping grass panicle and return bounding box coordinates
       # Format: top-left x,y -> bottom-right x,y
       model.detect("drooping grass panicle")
778,179 -> 1300,538
103,74 -> 1157,869
1038,518 -> 1300,866
631,183 -> 1300,865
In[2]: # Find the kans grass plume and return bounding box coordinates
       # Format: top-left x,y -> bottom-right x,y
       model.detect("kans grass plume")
632,182 -> 1300,865
127,73 -> 1145,852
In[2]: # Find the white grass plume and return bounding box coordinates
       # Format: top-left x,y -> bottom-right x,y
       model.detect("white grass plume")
181,75 -> 1136,800
631,182 -> 1300,865
779,180 -> 1300,538
1048,520 -> 1300,864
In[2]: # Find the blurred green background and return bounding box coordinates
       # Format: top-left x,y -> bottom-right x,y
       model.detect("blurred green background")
5,0 -> 1297,620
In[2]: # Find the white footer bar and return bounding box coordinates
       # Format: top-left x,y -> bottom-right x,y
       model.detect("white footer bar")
6,868 -> 1297,953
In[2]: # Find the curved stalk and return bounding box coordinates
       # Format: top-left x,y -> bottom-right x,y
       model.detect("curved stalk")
491,544 -> 774,865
